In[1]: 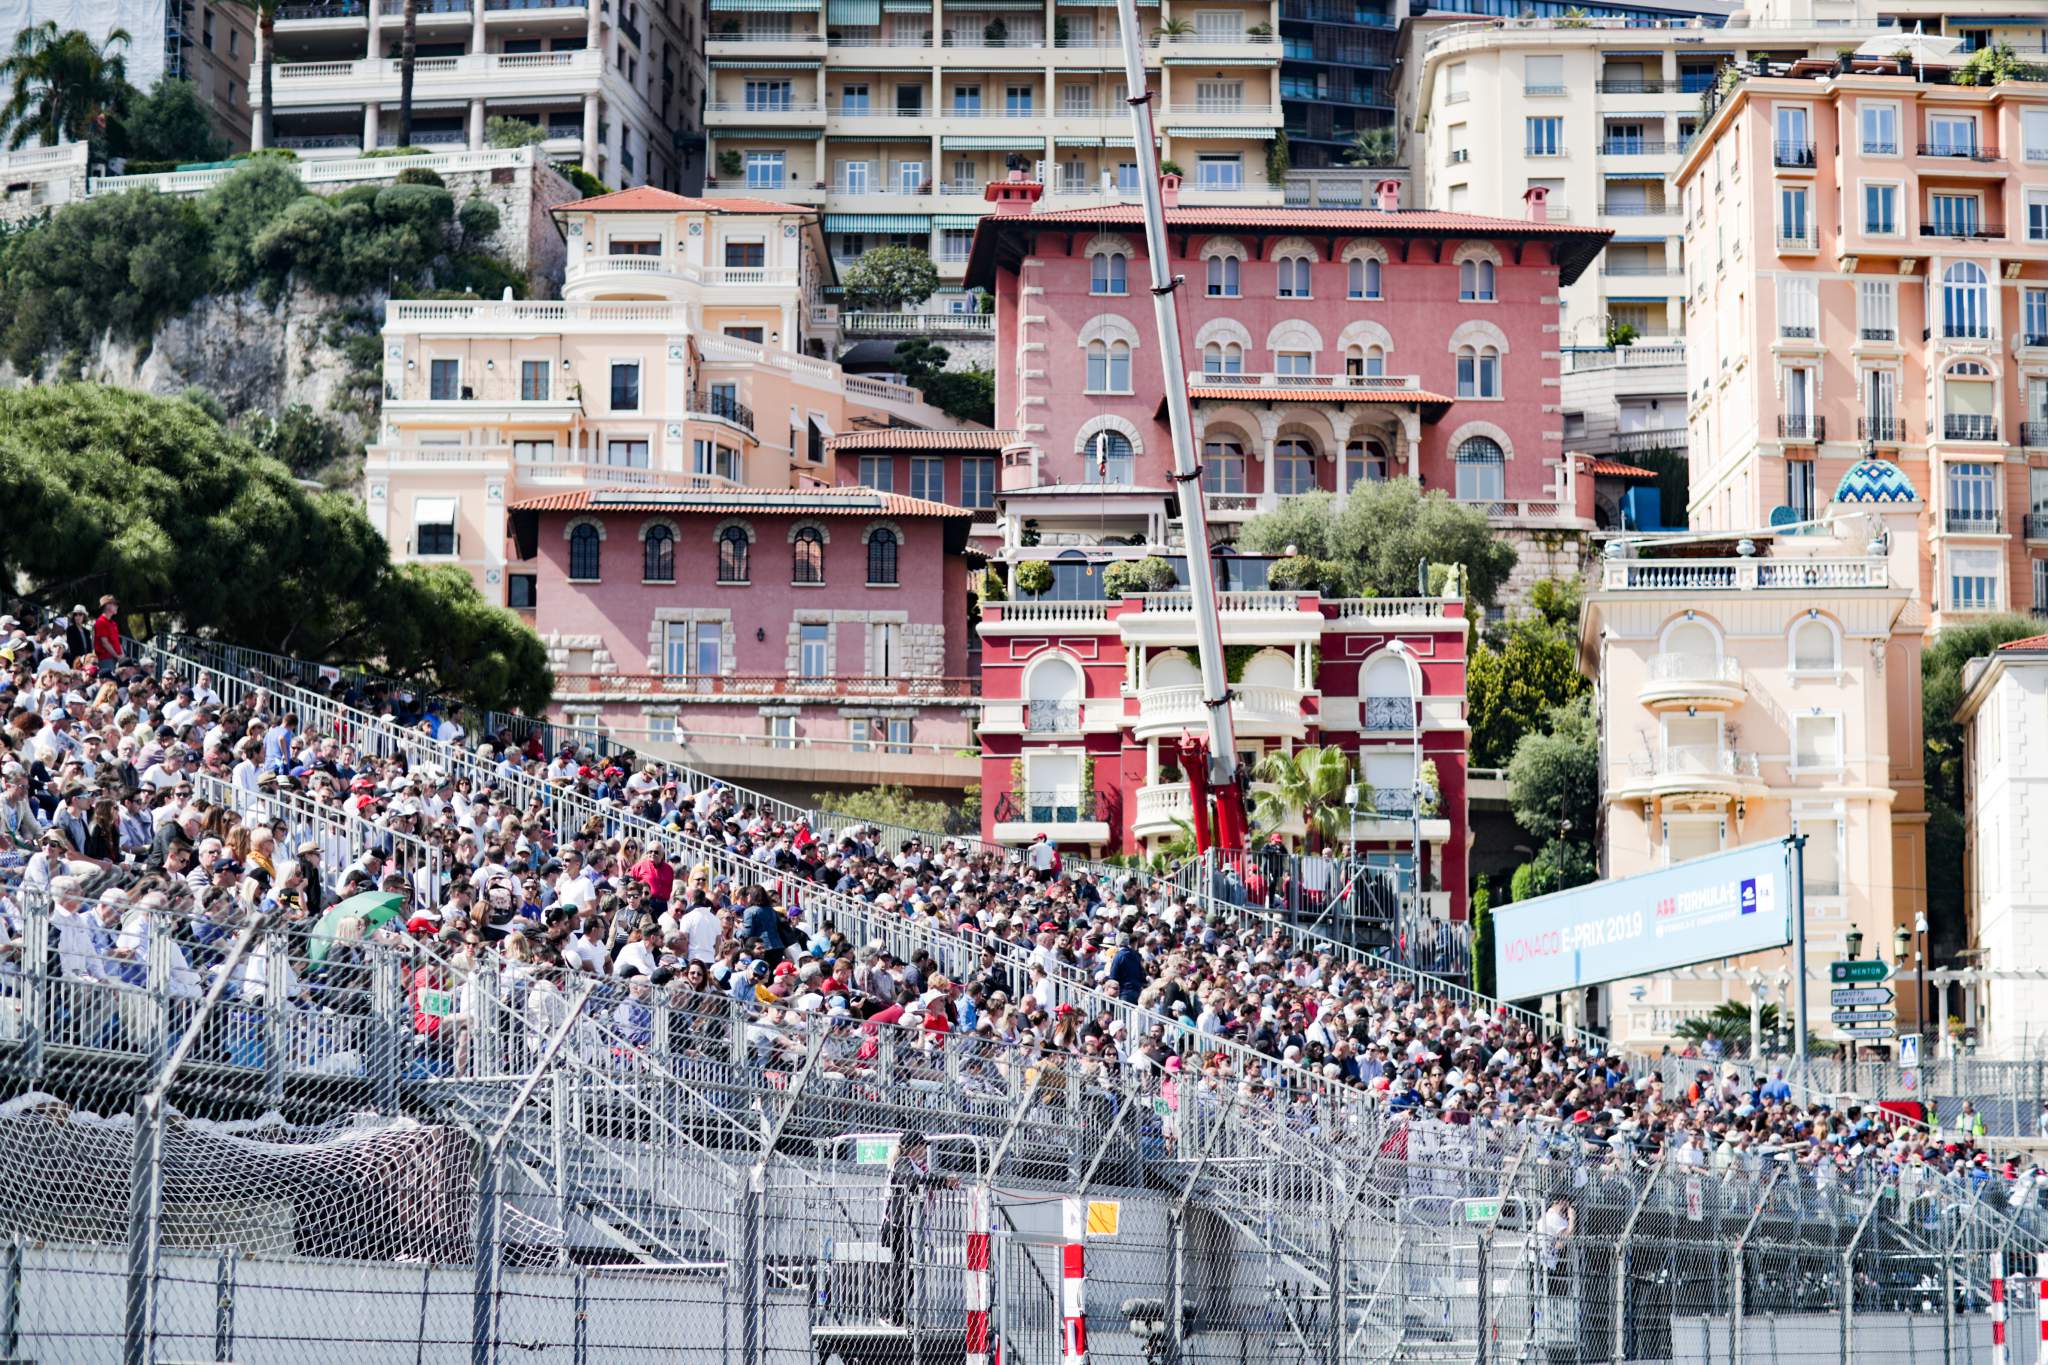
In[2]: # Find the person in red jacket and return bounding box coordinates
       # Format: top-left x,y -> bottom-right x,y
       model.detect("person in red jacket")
91,596 -> 122,666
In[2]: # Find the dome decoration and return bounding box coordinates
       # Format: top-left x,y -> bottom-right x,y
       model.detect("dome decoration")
1831,459 -> 1918,504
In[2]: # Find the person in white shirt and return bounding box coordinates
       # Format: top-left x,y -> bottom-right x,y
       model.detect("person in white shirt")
678,900 -> 723,964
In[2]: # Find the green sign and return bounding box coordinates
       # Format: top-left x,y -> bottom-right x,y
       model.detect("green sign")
854,1137 -> 897,1166
1829,960 -> 1892,984
1463,1199 -> 1501,1225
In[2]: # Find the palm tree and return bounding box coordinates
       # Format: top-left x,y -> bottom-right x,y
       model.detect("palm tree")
1342,127 -> 1398,168
1251,744 -> 1358,851
1152,17 -> 1196,40
397,0 -> 419,149
223,1 -> 282,150
0,22 -> 131,151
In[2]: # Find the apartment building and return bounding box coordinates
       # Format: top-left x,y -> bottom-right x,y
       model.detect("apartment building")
700,0 -> 1285,293
8,0 -> 256,149
1957,632 -> 2048,1056
1277,0 -> 1401,171
1676,59 -> 2048,629
977,575 -> 1470,916
362,188 -> 960,605
1579,460 -> 1927,1048
256,0 -> 703,191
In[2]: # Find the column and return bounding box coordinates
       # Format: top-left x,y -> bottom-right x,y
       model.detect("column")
363,102 -> 381,152
468,98 -> 485,150
582,93 -> 600,174
251,22 -> 267,149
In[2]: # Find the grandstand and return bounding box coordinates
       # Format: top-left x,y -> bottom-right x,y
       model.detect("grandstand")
0,625 -> 2038,1362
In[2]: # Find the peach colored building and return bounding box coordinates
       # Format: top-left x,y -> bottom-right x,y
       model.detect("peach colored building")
1676,58 -> 2048,631
1580,459 -> 1929,1049
363,187 -> 964,612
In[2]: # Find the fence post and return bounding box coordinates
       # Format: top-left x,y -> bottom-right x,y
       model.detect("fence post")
21,905 -> 46,1081
1612,1162 -> 1660,1365
1841,1182 -> 1886,1365
737,1164 -> 763,1365
2,1233 -> 19,1360
1943,1241 -> 1956,1365
1474,1229 -> 1491,1365
123,1092 -> 167,1365
372,953 -> 401,1112
551,1070 -> 572,1268
1325,1202 -> 1342,1365
1729,1168 -> 1781,1365
213,1248 -> 235,1364
572,1267 -> 588,1365
472,1135 -> 502,1365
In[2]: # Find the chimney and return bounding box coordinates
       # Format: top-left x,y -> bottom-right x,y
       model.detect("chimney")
1160,171 -> 1181,210
1374,178 -> 1401,211
1522,184 -> 1549,223
985,166 -> 1044,216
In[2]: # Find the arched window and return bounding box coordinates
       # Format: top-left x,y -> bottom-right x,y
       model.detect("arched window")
1345,344 -> 1386,378
1348,256 -> 1381,300
1459,258 -> 1496,302
1791,618 -> 1837,671
1943,261 -> 1990,339
1276,255 -> 1311,299
1454,436 -> 1505,501
1084,430 -> 1135,484
642,524 -> 675,582
865,527 -> 899,584
1274,436 -> 1319,496
1202,341 -> 1244,375
1343,440 -> 1389,491
569,523 -> 602,580
1456,345 -> 1500,398
792,526 -> 825,584
1363,653 -> 1415,730
1664,619 -> 1719,665
1201,438 -> 1247,493
1091,250 -> 1128,295
1206,254 -> 1240,298
1086,339 -> 1132,393
1026,655 -> 1082,731
717,526 -> 750,583
1943,359 -> 1997,441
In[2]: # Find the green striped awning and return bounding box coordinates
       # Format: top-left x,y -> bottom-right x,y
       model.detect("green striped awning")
1163,125 -> 1277,139
1054,135 -> 1139,147
941,134 -> 1047,149
710,0 -> 821,9
881,0 -> 933,9
1604,170 -> 1669,181
712,127 -> 826,139
1162,54 -> 1277,65
947,0 -> 1052,8
933,213 -> 984,229
824,214 -> 932,232
826,0 -> 881,20
710,58 -> 824,68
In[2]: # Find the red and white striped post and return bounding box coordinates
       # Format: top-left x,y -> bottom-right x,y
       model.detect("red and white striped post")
1061,1197 -> 1089,1365
965,1185 -> 993,1365
2036,1252 -> 2047,1365
1992,1252 -> 2008,1365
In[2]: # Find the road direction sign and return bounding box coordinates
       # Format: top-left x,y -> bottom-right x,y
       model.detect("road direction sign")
1832,1009 -> 1895,1026
1830,987 -> 1895,1008
1837,1025 -> 1897,1040
1830,960 -> 1893,984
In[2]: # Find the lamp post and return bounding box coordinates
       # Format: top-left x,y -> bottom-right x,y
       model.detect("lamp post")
1894,926 -> 1911,1033
1388,640 -> 1425,959
1845,927 -> 1863,1071
1914,911 -> 1929,1039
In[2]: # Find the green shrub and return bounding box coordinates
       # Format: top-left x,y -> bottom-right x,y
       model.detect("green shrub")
553,162 -> 610,198
979,570 -> 1006,603
230,147 -> 299,162
1014,560 -> 1053,596
0,188 -> 211,371
1267,555 -> 1346,595
394,166 -> 446,188
374,183 -> 455,228
119,159 -> 181,176
457,197 -> 501,240
485,116 -> 545,149
204,158 -> 311,292
362,145 -> 432,159
331,183 -> 383,211
1101,556 -> 1178,596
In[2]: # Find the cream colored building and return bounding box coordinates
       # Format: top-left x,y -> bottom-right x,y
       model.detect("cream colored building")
257,0 -> 703,190
1579,460 -> 1928,1048
362,188 -> 960,604
701,0 -> 1284,293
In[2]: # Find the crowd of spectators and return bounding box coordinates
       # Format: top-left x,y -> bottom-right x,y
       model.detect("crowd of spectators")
0,609 -> 2031,1195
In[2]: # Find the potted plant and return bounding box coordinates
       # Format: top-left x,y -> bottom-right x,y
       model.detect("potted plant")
1246,21 -> 1273,35
717,150 -> 743,179
1417,760 -> 1442,816
1153,17 -> 1195,40
1054,15 -> 1069,43
1159,159 -> 1184,177
984,17 -> 1007,46
1014,560 -> 1054,596
1101,556 -> 1178,596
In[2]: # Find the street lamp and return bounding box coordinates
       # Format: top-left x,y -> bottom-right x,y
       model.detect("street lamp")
1914,911 -> 1929,1036
1846,928 -> 1863,960
1387,640 -> 1426,952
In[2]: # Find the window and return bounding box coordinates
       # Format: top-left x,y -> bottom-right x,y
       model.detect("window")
1790,617 -> 1836,671
1945,360 -> 1997,440
1943,262 -> 1990,339
1455,345 -> 1500,398
1194,78 -> 1242,111
744,79 -> 792,111
962,457 -> 996,510
1346,345 -> 1386,378
1458,258 -> 1495,302
1862,182 -> 1898,235
839,82 -> 870,114
1086,340 -> 1132,392
1947,462 -> 1999,530
1205,254 -> 1240,297
1929,192 -> 1981,237
798,624 -> 830,680
769,715 -> 797,749
745,151 -> 784,188
1005,83 -> 1034,116
1523,54 -> 1562,94
1202,341 -> 1243,375
896,160 -> 926,194
1792,714 -> 1841,771
1276,255 -> 1311,299
724,240 -> 766,268
2028,189 -> 2048,243
1949,547 -> 2002,610
792,526 -> 825,583
866,528 -> 899,584
429,358 -> 459,400
516,359 -> 551,402
1777,276 -> 1817,339
1798,814 -> 1843,896
568,523 -> 601,580
951,84 -> 981,114
1084,431 -> 1134,483
1778,185 -> 1812,244
2026,289 -> 2048,345
910,456 -> 945,502
693,439 -> 741,482
1863,368 -> 1898,442
718,527 -> 750,583
610,362 -> 641,410
1060,84 -> 1094,114
605,439 -> 650,468
2027,108 -> 2048,162
1195,154 -> 1241,188
1927,113 -> 1977,157
1525,117 -> 1561,157
1202,440 -> 1247,493
885,717 -> 912,754
1859,102 -> 1898,154
857,455 -> 895,491
1786,459 -> 1816,521
873,621 -> 901,678
849,718 -> 871,752
1775,104 -> 1812,162
1344,440 -> 1389,491
1348,256 -> 1381,300
1275,351 -> 1313,378
1444,61 -> 1466,103
1858,280 -> 1897,340
1454,436 -> 1504,501
414,499 -> 457,557
1274,438 -> 1317,496
507,574 -> 536,610
514,439 -> 555,463
1091,250 -> 1127,295
838,160 -> 870,194
643,524 -> 675,582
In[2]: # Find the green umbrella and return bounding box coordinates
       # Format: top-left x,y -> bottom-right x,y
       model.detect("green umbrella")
308,891 -> 407,966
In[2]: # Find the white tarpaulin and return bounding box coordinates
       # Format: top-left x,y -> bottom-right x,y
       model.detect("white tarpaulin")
0,0 -> 170,99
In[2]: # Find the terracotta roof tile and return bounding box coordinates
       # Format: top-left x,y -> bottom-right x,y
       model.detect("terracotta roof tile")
1589,459 -> 1659,479
507,486 -> 971,518
1187,385 -> 1454,405
553,187 -> 797,214
1997,633 -> 2048,652
826,428 -> 1016,451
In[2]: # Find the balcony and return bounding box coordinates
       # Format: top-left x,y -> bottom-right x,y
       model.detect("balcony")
1777,414 -> 1825,443
1133,683 -> 1307,740
1600,139 -> 1672,156
1598,557 -> 1891,592
1773,140 -> 1815,168
689,389 -> 754,435
1638,653 -> 1744,711
552,673 -> 978,700
1132,781 -> 1299,841
1614,745 -> 1761,802
2025,514 -> 2048,542
993,789 -> 1116,844
1942,414 -> 1999,443
1857,417 -> 1908,445
1859,327 -> 1895,343
1919,222 -> 2004,241
2024,422 -> 2048,449
1024,701 -> 1079,733
1598,202 -> 1678,218
1776,229 -> 1818,251
1916,143 -> 2000,163
841,311 -> 994,338
1182,370 -> 1433,399
1363,695 -> 1414,732
1596,79 -> 1677,94
261,50 -> 603,108
1944,510 -> 2003,535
